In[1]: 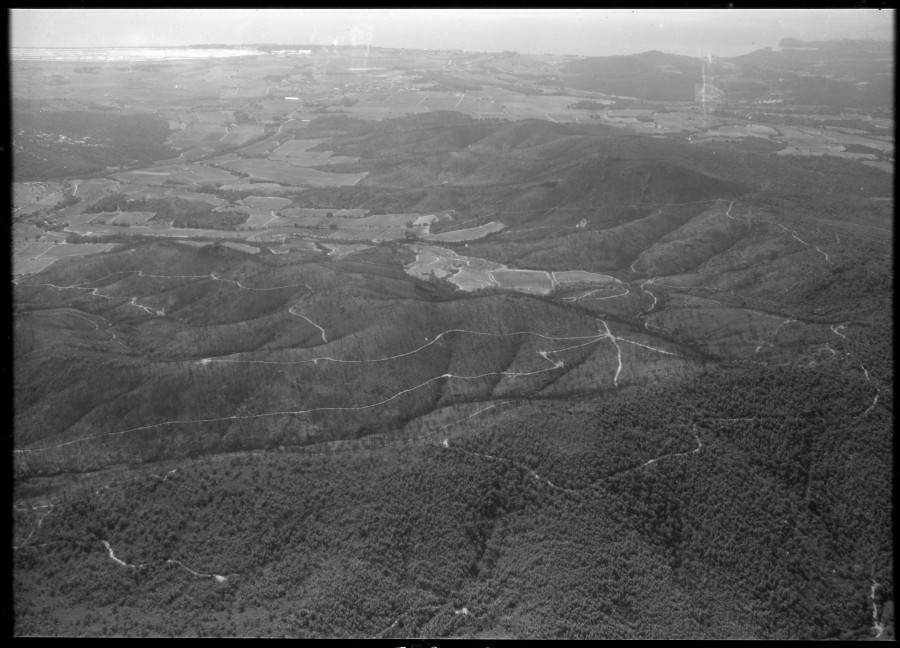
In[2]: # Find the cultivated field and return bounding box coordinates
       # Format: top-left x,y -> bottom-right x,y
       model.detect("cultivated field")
422,220 -> 506,242
406,245 -> 620,295
212,157 -> 366,186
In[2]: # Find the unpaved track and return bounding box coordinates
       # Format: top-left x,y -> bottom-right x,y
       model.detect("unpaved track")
443,423 -> 704,495
16,311 -> 695,456
288,302 -> 328,343
199,327 -> 604,367
443,438 -> 576,494
101,539 -> 227,581
597,318 -> 623,387
725,200 -> 832,265
565,285 -> 630,302
640,425 -> 702,468
17,327 -> 612,455
870,579 -> 885,638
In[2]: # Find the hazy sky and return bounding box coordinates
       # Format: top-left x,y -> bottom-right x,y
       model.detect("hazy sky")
10,9 -> 895,58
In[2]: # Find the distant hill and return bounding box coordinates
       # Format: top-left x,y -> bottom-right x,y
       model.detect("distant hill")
562,51 -> 703,101
729,38 -> 893,112
12,107 -> 179,181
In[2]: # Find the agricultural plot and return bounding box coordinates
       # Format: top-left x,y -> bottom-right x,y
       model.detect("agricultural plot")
282,154 -> 360,167
268,241 -> 322,254
218,182 -> 293,194
65,222 -> 252,241
691,124 -> 777,142
235,138 -> 281,157
278,120 -> 313,133
280,208 -> 369,219
173,193 -> 229,208
270,139 -> 330,156
238,196 -> 292,210
13,182 -> 65,212
178,163 -> 245,184
12,239 -> 64,276
344,104 -> 428,120
176,110 -> 235,124
13,240 -> 55,260
453,94 -> 493,113
382,92 -> 430,106
775,125 -> 895,160
502,95 -> 589,122
219,241 -> 260,254
273,211 -> 420,240
422,94 -> 467,112
43,242 -> 117,258
422,221 -> 506,242
414,214 -> 438,226
405,245 -> 504,290
65,209 -> 110,226
112,170 -> 177,186
553,270 -> 618,285
218,125 -> 267,148
238,212 -> 280,229
106,187 -> 175,203
13,256 -> 57,276
321,227 -> 409,242
12,222 -> 47,242
406,245 -> 620,295
212,158 -> 366,187
489,269 -> 555,294
167,124 -> 227,148
108,211 -> 157,225
253,99 -> 312,120
320,243 -> 373,257
67,178 -> 120,204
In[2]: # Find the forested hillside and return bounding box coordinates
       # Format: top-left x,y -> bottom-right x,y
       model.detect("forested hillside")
13,36 -> 892,639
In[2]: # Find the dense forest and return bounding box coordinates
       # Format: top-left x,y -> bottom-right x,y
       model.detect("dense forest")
13,359 -> 892,639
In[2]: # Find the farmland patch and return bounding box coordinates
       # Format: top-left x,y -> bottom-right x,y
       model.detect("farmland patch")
268,241 -> 322,254
423,221 -> 506,242
218,182 -> 294,194
109,211 -> 157,225
554,270 -> 618,285
13,257 -> 58,276
406,244 -> 624,295
13,182 -> 66,213
270,139 -> 331,156
212,158 -> 366,187
320,243 -> 374,258
280,208 -> 369,219
238,196 -> 292,210
219,242 -> 261,254
490,269 -> 555,294
43,243 -> 117,258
